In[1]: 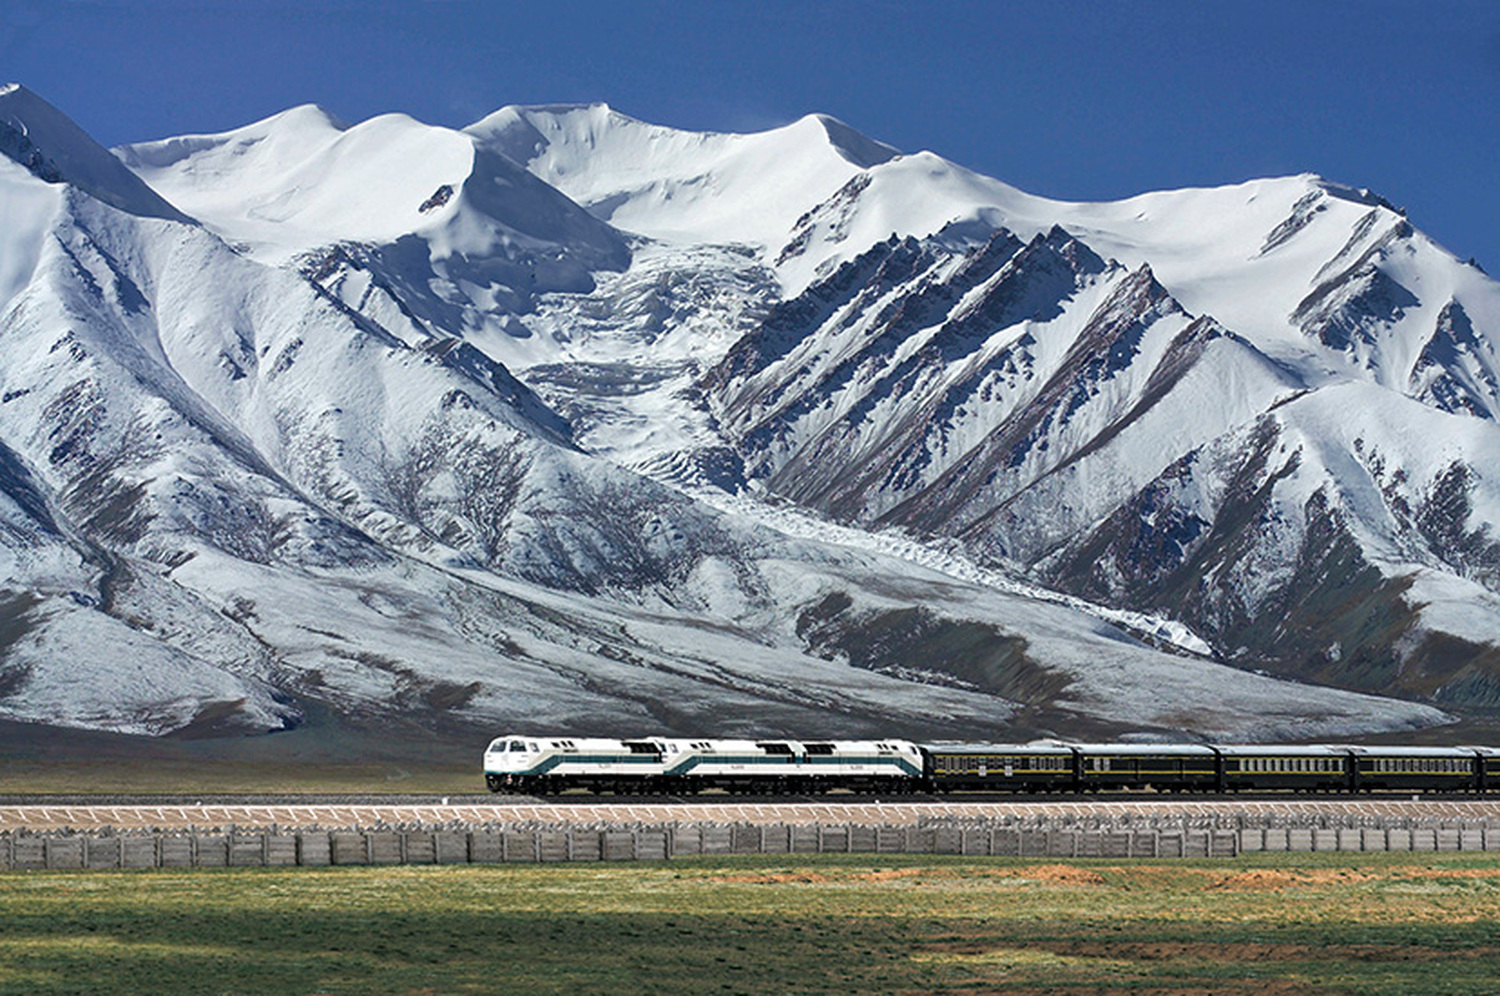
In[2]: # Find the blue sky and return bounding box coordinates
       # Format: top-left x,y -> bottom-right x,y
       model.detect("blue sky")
4,0 -> 1498,269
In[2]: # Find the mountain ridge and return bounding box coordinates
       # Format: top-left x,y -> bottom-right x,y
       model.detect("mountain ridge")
0,85 -> 1493,748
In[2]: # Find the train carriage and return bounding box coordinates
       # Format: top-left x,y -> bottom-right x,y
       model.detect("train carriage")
1216,744 -> 1349,793
1347,746 -> 1480,794
924,742 -> 1076,792
1072,743 -> 1218,792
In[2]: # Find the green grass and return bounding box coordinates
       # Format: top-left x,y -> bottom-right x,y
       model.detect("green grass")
3,852 -> 1500,994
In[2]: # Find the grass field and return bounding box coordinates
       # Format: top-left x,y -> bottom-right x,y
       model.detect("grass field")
2,852 -> 1499,995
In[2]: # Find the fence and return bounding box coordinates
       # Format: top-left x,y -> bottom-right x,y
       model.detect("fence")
4,814 -> 1500,870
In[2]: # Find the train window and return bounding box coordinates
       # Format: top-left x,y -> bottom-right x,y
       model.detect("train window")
509,741 -> 526,752
804,744 -> 835,755
757,743 -> 793,755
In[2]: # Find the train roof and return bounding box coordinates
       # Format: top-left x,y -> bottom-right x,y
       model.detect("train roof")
1211,744 -> 1351,757
1341,745 -> 1483,758
1064,743 -> 1217,756
921,742 -> 1076,755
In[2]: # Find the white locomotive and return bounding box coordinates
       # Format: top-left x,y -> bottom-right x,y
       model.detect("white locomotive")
484,734 -> 924,795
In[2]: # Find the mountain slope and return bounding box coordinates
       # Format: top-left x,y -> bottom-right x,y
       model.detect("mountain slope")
690,154 -> 1500,711
0,88 -> 1483,745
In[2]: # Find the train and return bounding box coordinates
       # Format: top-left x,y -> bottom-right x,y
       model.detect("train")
483,734 -> 1500,796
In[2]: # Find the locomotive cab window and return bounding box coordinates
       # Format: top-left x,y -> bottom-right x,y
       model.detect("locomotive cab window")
508,741 -> 526,752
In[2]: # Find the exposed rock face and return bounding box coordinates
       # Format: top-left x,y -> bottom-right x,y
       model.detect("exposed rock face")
701,182 -> 1500,713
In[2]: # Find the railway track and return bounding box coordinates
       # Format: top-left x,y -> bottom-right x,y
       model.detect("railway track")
4,795 -> 1500,832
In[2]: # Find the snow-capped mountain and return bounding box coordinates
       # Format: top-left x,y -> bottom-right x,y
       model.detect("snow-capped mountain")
0,84 -> 1490,747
